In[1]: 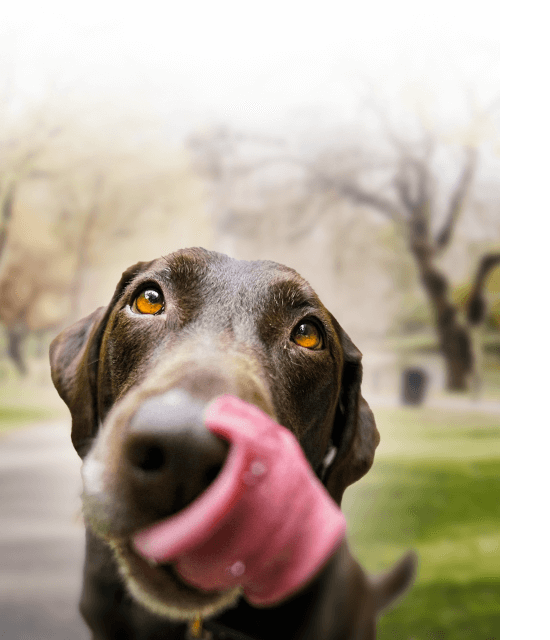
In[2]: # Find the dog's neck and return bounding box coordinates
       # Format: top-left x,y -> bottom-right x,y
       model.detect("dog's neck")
199,618 -> 258,640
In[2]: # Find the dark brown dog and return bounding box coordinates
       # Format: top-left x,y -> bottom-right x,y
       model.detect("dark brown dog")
50,248 -> 415,640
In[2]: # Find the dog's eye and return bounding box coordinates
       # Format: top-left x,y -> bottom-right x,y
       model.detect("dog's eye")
292,321 -> 323,350
132,288 -> 164,315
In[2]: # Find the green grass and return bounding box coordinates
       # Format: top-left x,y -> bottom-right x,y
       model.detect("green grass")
342,406 -> 499,640
0,404 -> 58,433
0,363 -> 66,434
379,578 -> 499,640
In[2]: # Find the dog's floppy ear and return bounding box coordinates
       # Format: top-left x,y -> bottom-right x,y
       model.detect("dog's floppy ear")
324,316 -> 380,505
50,261 -> 150,458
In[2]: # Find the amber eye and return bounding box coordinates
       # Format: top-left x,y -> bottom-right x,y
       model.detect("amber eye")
292,321 -> 323,350
132,288 -> 164,315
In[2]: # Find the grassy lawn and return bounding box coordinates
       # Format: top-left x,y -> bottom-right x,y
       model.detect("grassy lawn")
0,405 -> 57,434
342,407 -> 499,640
0,366 -> 66,434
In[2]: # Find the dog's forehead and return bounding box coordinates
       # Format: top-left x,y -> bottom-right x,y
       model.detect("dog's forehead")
157,249 -> 322,313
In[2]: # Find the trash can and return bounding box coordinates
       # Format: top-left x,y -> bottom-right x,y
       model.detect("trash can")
401,367 -> 428,405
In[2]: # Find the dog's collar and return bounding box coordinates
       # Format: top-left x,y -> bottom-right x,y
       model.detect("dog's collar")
186,615 -> 258,640
318,441 -> 338,482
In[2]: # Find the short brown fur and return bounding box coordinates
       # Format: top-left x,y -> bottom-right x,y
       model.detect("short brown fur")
50,248 -> 415,640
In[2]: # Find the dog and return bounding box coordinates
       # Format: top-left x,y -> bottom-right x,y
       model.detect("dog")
50,247 -> 415,640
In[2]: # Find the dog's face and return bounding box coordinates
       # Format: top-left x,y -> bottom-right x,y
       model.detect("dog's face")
50,248 -> 379,620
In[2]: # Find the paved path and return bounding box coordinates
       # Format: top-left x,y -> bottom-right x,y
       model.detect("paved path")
367,393 -> 500,415
0,420 -> 89,640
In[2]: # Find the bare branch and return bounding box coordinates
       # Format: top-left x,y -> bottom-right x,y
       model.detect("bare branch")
315,175 -> 403,222
67,174 -> 105,321
205,151 -> 404,223
466,252 -> 500,325
394,156 -> 433,251
435,148 -> 477,253
0,182 -> 16,263
0,124 -> 62,266
285,195 -> 334,243
394,159 -> 417,213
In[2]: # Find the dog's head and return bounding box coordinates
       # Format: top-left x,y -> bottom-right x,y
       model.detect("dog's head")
50,248 -> 380,620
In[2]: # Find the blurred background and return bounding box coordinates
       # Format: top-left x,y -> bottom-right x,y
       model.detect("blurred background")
1,2 -> 499,639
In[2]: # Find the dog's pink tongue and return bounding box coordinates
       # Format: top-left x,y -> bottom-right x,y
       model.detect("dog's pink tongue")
133,395 -> 346,606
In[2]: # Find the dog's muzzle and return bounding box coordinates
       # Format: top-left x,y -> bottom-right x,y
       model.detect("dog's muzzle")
132,394 -> 347,606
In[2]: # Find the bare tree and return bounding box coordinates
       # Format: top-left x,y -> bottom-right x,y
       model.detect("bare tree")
0,112 -> 64,372
0,104 -> 209,374
0,100 -> 63,266
0,249 -> 68,374
189,104 -> 499,391
308,122 -> 498,390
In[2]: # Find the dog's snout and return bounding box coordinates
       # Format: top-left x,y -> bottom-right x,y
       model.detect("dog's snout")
123,389 -> 229,518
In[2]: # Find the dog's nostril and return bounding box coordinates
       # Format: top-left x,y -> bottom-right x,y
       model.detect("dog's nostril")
128,440 -> 166,473
204,463 -> 224,487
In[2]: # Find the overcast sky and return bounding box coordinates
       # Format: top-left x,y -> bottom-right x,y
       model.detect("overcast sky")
3,0 -> 499,132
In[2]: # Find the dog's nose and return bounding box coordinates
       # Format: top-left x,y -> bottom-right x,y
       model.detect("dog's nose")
123,389 -> 229,519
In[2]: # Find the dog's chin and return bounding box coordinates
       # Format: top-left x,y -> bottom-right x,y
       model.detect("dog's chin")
108,538 -> 242,622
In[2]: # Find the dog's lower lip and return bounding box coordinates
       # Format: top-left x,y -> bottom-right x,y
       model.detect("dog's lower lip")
130,538 -> 161,567
143,553 -> 159,567
131,541 -> 175,571
126,540 -> 200,592
107,536 -> 243,621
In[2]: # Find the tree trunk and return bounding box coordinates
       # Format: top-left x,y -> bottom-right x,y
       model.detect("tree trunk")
68,178 -> 103,322
438,321 -> 472,391
5,324 -> 28,376
0,183 -> 16,265
413,244 -> 472,391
